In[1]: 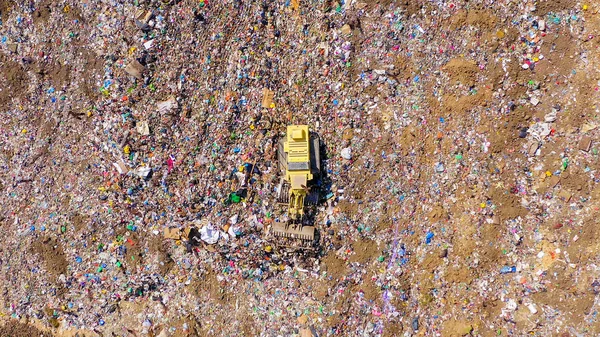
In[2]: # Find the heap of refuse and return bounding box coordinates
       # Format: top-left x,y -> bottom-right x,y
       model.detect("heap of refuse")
1,0 -> 600,336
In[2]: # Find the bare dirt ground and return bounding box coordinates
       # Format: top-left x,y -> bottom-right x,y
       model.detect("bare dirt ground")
2,0 -> 600,336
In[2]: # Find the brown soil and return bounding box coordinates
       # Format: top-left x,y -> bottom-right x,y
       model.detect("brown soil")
169,315 -> 203,337
358,274 -> 380,301
419,251 -> 444,273
337,199 -> 358,216
466,10 -> 498,30
0,320 -> 52,337
441,88 -> 492,115
532,289 -> 595,324
535,0 -> 574,15
365,0 -> 397,11
321,252 -> 347,281
487,106 -> 531,155
124,232 -> 144,272
0,56 -> 28,108
32,1 -> 52,26
382,321 -> 404,337
65,3 -> 84,23
71,213 -> 87,232
79,50 -> 104,100
148,236 -> 175,276
487,185 -> 527,220
445,265 -> 474,285
538,33 -> 578,78
0,0 -> 13,22
450,9 -> 498,30
391,54 -> 414,80
428,204 -> 449,221
32,237 -> 68,282
45,62 -> 72,89
443,58 -> 479,87
188,268 -> 231,304
442,319 -> 473,336
398,0 -> 422,16
348,238 -> 379,264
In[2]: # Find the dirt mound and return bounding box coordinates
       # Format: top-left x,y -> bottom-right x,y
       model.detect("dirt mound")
535,0 -> 573,15
398,0 -> 422,16
0,56 -> 28,108
450,9 -> 498,30
488,186 -> 527,220
79,50 -> 104,100
348,238 -> 379,264
322,252 -> 347,281
148,236 -> 175,276
443,58 -> 480,87
0,0 -> 13,22
32,1 -> 52,26
32,237 -> 68,282
0,320 -> 52,337
46,62 -> 72,89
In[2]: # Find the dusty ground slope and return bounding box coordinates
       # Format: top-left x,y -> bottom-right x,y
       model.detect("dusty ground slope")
2,0 -> 600,336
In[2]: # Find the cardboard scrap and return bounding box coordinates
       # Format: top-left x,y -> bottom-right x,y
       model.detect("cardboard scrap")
113,160 -> 128,175
7,43 -> 18,53
136,10 -> 153,24
297,314 -> 308,325
134,9 -> 153,30
137,120 -> 150,135
299,328 -> 314,337
163,227 -> 182,239
530,97 -> 540,106
527,141 -> 540,156
341,24 -> 352,35
548,175 -> 560,188
182,227 -> 192,239
579,136 -> 592,152
157,96 -> 178,113
355,2 -> 368,9
291,0 -> 299,10
581,123 -> 597,133
125,60 -> 145,79
261,88 -> 274,108
557,190 -> 572,202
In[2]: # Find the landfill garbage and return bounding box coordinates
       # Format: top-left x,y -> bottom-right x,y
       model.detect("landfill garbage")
340,147 -> 352,160
200,225 -> 220,245
0,0 -> 598,336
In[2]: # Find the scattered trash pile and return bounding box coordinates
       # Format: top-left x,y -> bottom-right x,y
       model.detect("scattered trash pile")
1,0 -> 600,336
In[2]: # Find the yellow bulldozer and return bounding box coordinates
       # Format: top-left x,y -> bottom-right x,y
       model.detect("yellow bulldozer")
271,125 -> 321,248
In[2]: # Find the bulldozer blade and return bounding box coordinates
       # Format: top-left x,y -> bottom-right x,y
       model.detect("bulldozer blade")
272,222 -> 315,241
